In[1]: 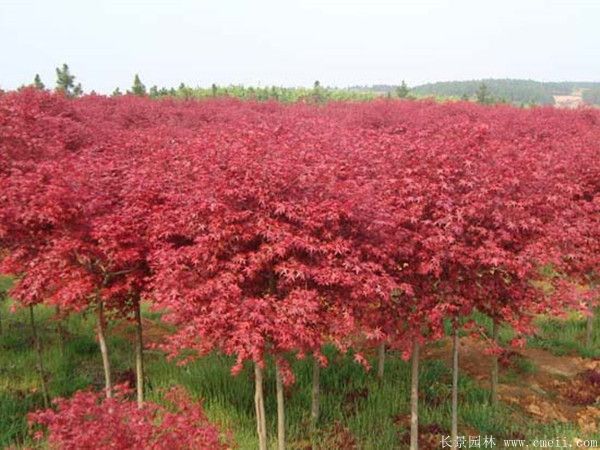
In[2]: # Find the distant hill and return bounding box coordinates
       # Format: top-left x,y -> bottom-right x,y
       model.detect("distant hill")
411,79 -> 556,105
352,79 -> 600,106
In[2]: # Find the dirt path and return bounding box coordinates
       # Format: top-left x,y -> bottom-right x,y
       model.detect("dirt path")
112,317 -> 173,346
424,336 -> 600,435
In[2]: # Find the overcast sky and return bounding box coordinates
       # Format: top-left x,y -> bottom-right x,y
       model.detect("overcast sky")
1,0 -> 599,93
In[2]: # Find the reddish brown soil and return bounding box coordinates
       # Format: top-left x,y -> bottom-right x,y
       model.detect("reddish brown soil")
424,336 -> 600,434
112,317 -> 173,346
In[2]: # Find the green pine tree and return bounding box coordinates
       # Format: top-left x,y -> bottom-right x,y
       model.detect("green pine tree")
313,80 -> 324,102
112,87 -> 122,97
55,64 -> 77,96
130,74 -> 146,96
73,83 -> 83,97
33,74 -> 45,90
476,83 -> 489,104
395,80 -> 409,98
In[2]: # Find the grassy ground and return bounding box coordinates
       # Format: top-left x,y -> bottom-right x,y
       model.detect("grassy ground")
0,275 -> 598,449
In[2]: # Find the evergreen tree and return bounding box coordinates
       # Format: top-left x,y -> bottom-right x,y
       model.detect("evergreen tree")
55,64 -> 77,96
112,87 -> 122,97
313,80 -> 324,102
130,74 -> 147,96
33,74 -> 45,90
476,83 -> 489,104
395,80 -> 409,98
73,83 -> 83,97
149,85 -> 159,98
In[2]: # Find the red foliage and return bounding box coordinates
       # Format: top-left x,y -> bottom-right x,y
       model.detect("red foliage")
28,385 -> 228,450
1,88 -> 599,375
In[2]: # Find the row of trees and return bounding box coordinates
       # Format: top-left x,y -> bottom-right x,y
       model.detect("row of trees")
410,79 -> 558,105
114,77 -> 378,102
1,89 -> 598,449
27,66 -> 378,102
25,69 -> 600,107
30,64 -> 83,97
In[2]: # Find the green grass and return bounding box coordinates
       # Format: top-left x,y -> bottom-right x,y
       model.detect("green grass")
528,313 -> 600,358
471,309 -> 600,359
1,275 -> 599,449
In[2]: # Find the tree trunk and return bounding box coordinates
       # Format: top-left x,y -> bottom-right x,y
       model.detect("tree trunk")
377,342 -> 385,381
490,319 -> 499,408
310,357 -> 320,431
586,308 -> 594,348
451,324 -> 459,449
29,306 -> 50,408
134,301 -> 144,407
410,339 -> 420,450
276,362 -> 286,450
56,306 -> 65,355
254,363 -> 268,450
0,291 -> 7,335
96,302 -> 112,398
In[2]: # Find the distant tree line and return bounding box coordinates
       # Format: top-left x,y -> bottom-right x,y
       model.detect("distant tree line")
544,81 -> 600,96
24,68 -> 600,107
410,79 -> 600,106
113,76 -> 378,102
409,79 -> 557,105
582,87 -> 600,106
23,67 -> 382,103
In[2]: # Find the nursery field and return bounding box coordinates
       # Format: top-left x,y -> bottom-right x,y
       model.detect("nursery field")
0,279 -> 598,449
1,278 -> 599,449
0,90 -> 599,449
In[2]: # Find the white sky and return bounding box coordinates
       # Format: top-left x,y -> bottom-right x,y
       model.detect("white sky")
1,0 -> 599,93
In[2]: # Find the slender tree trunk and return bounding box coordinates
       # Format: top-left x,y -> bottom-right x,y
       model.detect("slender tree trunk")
410,339 -> 420,450
134,301 -> 144,407
490,319 -> 499,408
0,292 -> 7,335
451,323 -> 459,449
96,302 -> 112,398
29,306 -> 50,408
276,362 -> 286,450
55,306 -> 65,355
254,363 -> 268,450
377,342 -> 386,381
310,357 -> 320,431
586,307 -> 594,348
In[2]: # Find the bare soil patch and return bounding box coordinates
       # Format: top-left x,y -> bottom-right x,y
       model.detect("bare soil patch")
424,336 -> 600,434
112,317 -> 172,346
553,94 -> 584,109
